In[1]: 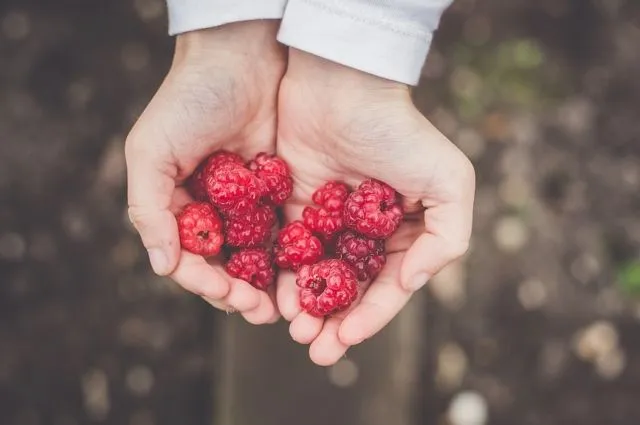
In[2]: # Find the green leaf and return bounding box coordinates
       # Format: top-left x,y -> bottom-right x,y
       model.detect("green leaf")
618,261 -> 640,295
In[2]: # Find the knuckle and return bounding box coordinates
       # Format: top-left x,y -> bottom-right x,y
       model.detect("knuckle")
448,238 -> 470,259
458,154 -> 476,186
127,206 -> 152,234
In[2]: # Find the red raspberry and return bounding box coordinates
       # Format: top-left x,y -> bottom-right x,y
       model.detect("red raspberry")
296,259 -> 359,317
188,151 -> 243,201
303,181 -> 349,240
336,230 -> 386,281
274,221 -> 323,271
344,179 -> 403,239
206,162 -> 266,215
225,248 -> 274,290
224,204 -> 276,248
249,153 -> 293,205
177,202 -> 224,257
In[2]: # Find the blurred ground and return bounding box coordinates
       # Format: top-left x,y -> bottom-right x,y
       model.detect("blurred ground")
0,1 -> 639,424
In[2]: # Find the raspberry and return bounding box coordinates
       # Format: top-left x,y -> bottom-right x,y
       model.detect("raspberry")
177,202 -> 224,257
249,153 -> 293,205
274,221 -> 323,271
296,259 -> 359,317
206,162 -> 266,215
303,181 -> 349,240
344,179 -> 403,239
225,248 -> 274,290
225,204 -> 276,248
188,151 -> 243,201
336,230 -> 386,281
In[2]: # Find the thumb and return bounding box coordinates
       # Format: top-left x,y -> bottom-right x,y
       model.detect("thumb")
399,155 -> 475,292
400,202 -> 472,291
126,140 -> 181,276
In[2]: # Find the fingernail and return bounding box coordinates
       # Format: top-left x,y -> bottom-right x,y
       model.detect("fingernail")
351,336 -> 365,345
409,272 -> 430,291
148,248 -> 168,275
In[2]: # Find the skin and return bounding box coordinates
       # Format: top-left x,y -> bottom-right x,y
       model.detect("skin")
125,24 -> 475,365
125,21 -> 285,324
275,50 -> 475,365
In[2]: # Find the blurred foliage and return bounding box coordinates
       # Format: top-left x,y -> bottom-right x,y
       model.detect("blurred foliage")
618,261 -> 640,295
450,37 -> 573,122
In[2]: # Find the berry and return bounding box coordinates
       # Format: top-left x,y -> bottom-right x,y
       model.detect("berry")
177,202 -> 224,256
225,248 -> 274,290
344,179 -> 403,239
296,259 -> 359,317
249,153 -> 293,205
225,204 -> 276,248
303,181 -> 349,240
274,221 -> 323,271
188,151 -> 243,201
206,162 -> 266,215
336,230 -> 386,281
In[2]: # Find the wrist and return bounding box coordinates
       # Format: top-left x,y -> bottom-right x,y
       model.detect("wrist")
286,49 -> 408,93
174,21 -> 285,70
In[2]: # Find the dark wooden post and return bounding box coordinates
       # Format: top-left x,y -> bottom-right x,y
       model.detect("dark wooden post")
212,293 -> 427,425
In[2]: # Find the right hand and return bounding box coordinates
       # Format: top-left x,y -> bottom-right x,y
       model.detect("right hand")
125,21 -> 286,324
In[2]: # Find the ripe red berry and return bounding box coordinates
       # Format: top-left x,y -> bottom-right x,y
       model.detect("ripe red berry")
224,204 -> 276,248
296,259 -> 359,317
344,179 -> 403,239
225,248 -> 275,290
188,151 -> 243,201
249,152 -> 293,205
206,162 -> 266,215
177,202 -> 224,257
303,181 -> 349,240
274,221 -> 323,271
336,230 -> 386,281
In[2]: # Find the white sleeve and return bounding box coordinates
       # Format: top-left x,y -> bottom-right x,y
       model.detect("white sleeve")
166,0 -> 288,35
277,0 -> 452,85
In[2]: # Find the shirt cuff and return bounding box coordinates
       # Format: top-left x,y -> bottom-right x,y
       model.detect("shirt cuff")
167,0 -> 287,35
277,0 -> 449,85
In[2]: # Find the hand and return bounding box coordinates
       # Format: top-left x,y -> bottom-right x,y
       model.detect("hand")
276,50 -> 475,365
125,21 -> 285,324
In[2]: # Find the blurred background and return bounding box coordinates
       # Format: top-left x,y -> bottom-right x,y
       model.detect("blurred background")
1,0 -> 639,424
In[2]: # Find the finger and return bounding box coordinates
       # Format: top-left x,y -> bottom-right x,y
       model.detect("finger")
400,197 -> 473,292
338,254 -> 412,345
170,251 -> 230,300
242,286 -> 280,325
126,139 -> 180,276
308,317 -> 349,366
202,297 -> 230,311
289,312 -> 324,344
223,279 -> 261,312
276,270 -> 302,321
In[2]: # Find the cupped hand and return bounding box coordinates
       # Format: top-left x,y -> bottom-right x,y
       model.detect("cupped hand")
276,50 -> 476,365
125,21 -> 286,324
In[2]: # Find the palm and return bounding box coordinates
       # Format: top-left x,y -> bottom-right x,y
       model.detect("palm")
126,24 -> 285,324
275,71 -> 474,365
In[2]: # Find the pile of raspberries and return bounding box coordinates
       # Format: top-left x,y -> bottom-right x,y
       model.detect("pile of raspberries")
177,150 -> 403,317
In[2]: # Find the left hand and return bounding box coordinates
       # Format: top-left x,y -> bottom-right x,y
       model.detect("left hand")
274,50 -> 476,365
